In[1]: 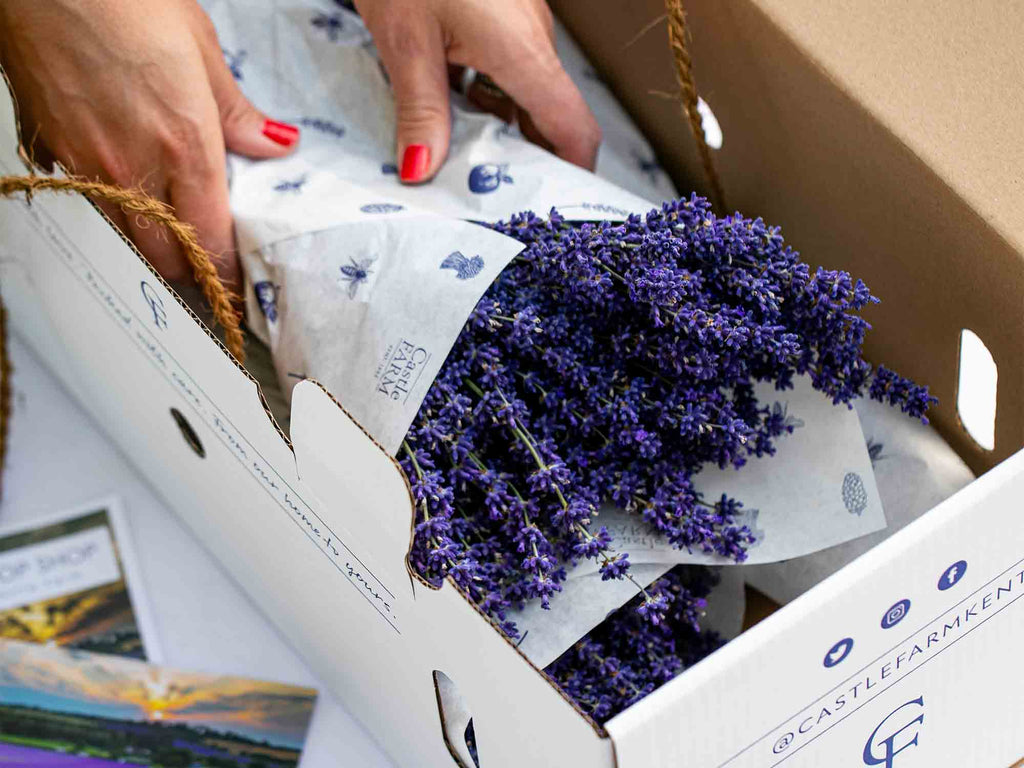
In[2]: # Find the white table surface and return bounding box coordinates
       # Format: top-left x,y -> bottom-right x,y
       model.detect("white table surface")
1,335 -> 397,768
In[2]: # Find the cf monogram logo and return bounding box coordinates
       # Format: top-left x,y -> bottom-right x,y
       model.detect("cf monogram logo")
863,696 -> 924,768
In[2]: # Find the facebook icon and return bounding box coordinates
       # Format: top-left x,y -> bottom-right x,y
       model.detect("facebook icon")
938,560 -> 968,591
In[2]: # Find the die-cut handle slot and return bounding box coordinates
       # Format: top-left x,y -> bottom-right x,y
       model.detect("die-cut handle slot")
956,329 -> 997,451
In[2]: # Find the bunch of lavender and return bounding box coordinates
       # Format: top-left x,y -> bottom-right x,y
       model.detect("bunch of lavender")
545,564 -> 724,722
400,194 -> 934,639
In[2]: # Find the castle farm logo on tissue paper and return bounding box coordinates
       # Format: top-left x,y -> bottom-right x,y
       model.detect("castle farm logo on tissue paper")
376,340 -> 432,404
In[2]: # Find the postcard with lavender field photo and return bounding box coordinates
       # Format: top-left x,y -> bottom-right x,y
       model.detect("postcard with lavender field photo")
0,638 -> 318,768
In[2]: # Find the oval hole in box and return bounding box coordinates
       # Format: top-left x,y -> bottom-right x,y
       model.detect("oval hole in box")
697,97 -> 723,150
432,670 -> 479,767
956,329 -> 997,451
171,407 -> 206,458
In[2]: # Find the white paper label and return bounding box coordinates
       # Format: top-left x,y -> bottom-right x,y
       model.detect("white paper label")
0,527 -> 121,612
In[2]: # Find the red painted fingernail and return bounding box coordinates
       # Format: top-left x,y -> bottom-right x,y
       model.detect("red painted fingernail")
263,119 -> 300,147
400,144 -> 430,183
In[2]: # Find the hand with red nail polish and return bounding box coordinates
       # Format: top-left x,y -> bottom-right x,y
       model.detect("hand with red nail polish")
0,0 -> 300,290
356,0 -> 601,185
400,145 -> 431,183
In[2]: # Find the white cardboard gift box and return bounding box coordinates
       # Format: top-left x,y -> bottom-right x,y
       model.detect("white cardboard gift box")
2,22 -> 1023,768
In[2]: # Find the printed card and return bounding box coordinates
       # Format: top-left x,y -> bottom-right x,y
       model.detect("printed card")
0,638 -> 317,768
0,499 -> 160,661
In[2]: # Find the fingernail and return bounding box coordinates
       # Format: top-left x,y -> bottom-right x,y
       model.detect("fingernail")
400,144 -> 430,183
263,119 -> 300,147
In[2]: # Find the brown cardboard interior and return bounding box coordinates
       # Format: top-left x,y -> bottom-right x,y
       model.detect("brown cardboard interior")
551,0 -> 1024,477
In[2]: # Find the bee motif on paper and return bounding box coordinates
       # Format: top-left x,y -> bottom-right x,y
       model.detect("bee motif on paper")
274,175 -> 308,194
772,401 -> 805,433
841,472 -> 869,516
222,48 -> 246,81
253,281 -> 280,323
339,256 -> 377,299
311,12 -> 344,42
440,251 -> 485,280
739,507 -> 764,547
468,163 -> 513,194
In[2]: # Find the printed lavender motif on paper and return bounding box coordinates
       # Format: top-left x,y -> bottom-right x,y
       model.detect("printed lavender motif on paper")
274,175 -> 308,194
468,163 -> 513,194
339,256 -> 377,299
222,48 -> 246,80
253,281 -> 280,323
381,163 -> 398,175
440,251 -> 485,280
360,203 -> 405,214
841,472 -> 868,516
311,11 -> 344,41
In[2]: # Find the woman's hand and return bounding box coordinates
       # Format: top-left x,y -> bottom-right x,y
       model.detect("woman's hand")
0,0 -> 300,289
356,0 -> 602,182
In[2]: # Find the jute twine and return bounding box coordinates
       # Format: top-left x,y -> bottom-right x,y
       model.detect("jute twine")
0,174 -> 244,501
665,0 -> 727,213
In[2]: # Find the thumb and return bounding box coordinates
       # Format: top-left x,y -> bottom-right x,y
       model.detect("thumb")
374,16 -> 451,183
198,28 -> 300,158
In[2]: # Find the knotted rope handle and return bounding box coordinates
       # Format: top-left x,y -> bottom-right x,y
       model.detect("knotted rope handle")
0,0 -> 717,501
0,174 -> 244,500
666,0 -> 726,213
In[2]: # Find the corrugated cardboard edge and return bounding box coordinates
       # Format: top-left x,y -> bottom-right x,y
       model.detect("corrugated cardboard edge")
293,379 -> 611,737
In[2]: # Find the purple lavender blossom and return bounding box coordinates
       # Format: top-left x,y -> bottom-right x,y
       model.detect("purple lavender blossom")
400,194 -> 934,720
